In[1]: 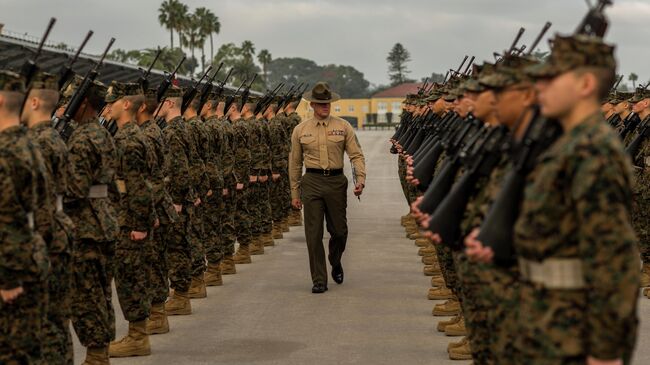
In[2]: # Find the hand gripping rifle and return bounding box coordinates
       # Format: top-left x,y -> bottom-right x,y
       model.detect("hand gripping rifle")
195,62 -> 224,117
138,47 -> 162,91
58,30 -> 94,90
180,65 -> 213,115
55,38 -> 115,141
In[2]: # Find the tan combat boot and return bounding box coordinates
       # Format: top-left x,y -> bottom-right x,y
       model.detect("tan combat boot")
281,219 -> 290,232
233,244 -> 252,264
428,286 -> 454,300
272,225 -> 283,239
422,255 -> 439,265
445,315 -> 467,336
405,224 -> 418,236
437,313 -> 461,332
418,246 -> 436,257
430,275 -> 446,287
423,264 -> 441,276
221,256 -> 237,274
188,275 -> 207,299
448,337 -> 472,360
432,297 -> 461,316
249,238 -> 265,255
641,264 -> 650,287
415,238 -> 429,247
165,290 -> 192,315
644,287 -> 650,298
289,210 -> 302,226
447,336 -> 468,352
146,303 -> 169,335
204,263 -> 223,286
108,320 -> 151,357
263,232 -> 275,247
83,346 -> 109,365
408,231 -> 423,240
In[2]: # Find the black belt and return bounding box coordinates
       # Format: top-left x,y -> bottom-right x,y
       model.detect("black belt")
306,168 -> 343,176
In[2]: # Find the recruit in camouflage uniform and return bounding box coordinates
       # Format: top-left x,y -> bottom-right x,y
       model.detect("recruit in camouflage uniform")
24,71 -> 76,365
0,71 -> 50,365
63,79 -> 120,365
103,81 -> 157,358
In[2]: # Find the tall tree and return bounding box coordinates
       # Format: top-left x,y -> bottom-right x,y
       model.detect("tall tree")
257,49 -> 272,85
158,0 -> 187,49
194,8 -> 220,64
180,12 -> 203,74
387,43 -> 412,86
629,72 -> 639,89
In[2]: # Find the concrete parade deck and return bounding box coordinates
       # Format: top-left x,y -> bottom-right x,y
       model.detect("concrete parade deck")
73,130 -> 650,365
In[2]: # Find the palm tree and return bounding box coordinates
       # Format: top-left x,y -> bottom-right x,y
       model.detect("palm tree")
629,72 -> 639,89
180,13 -> 204,74
257,49 -> 272,84
240,40 -> 256,62
158,0 -> 187,49
194,7 -> 220,65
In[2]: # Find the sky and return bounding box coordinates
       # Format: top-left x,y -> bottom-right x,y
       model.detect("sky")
1,0 -> 649,88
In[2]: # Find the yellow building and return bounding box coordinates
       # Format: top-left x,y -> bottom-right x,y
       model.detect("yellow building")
296,82 -> 423,129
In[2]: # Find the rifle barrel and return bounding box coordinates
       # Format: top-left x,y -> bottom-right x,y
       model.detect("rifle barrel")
527,22 -> 552,55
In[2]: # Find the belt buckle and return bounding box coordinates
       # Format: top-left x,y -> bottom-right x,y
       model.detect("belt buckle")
323,169 -> 331,176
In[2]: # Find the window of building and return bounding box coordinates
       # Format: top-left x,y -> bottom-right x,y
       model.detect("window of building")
348,105 -> 355,112
334,105 -> 341,113
378,102 -> 388,113
392,102 -> 402,113
362,105 -> 369,113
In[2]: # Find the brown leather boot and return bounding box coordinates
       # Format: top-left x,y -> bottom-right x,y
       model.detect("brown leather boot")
432,297 -> 461,316
445,315 -> 467,336
108,320 -> 151,357
437,314 -> 461,332
188,275 -> 207,299
249,238 -> 265,255
204,263 -> 223,286
83,346 -> 109,365
165,290 -> 192,315
221,256 -> 237,274
447,336 -> 468,352
400,213 -> 411,227
146,303 -> 169,335
428,286 -> 454,300
289,210 -> 302,226
418,246 -> 436,257
263,232 -> 275,247
408,231 -> 423,240
233,244 -> 252,264
281,219 -> 290,232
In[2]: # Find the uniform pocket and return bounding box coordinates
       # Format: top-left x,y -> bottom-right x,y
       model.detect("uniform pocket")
327,135 -> 345,144
300,136 -> 316,145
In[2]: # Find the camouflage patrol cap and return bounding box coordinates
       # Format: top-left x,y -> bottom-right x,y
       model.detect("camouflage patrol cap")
105,81 -> 144,103
526,34 -> 616,78
610,91 -> 634,104
144,88 -> 157,100
463,63 -> 496,93
629,86 -> 650,103
29,72 -> 59,91
0,70 -> 26,92
480,55 -> 537,89
424,91 -> 441,103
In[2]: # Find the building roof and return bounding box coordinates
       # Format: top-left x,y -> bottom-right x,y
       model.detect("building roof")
372,82 -> 424,98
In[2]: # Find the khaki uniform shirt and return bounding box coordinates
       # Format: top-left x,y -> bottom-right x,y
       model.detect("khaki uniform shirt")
289,115 -> 366,200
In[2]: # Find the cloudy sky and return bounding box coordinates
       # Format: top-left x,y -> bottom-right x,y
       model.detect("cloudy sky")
2,0 -> 649,87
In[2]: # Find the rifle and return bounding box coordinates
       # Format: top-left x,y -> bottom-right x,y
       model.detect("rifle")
55,37 -> 115,141
526,22 -> 552,56
213,67 -> 234,99
611,75 -> 624,92
575,0 -> 613,37
195,62 -> 224,116
626,116 -> 650,158
238,74 -> 258,113
254,83 -> 284,115
58,30 -> 93,90
156,56 -> 186,103
180,65 -> 213,115
223,78 -> 247,114
275,84 -> 298,113
478,109 -> 563,265
20,17 -> 56,88
507,27 -> 526,55
462,56 -> 475,75
138,47 -> 162,91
